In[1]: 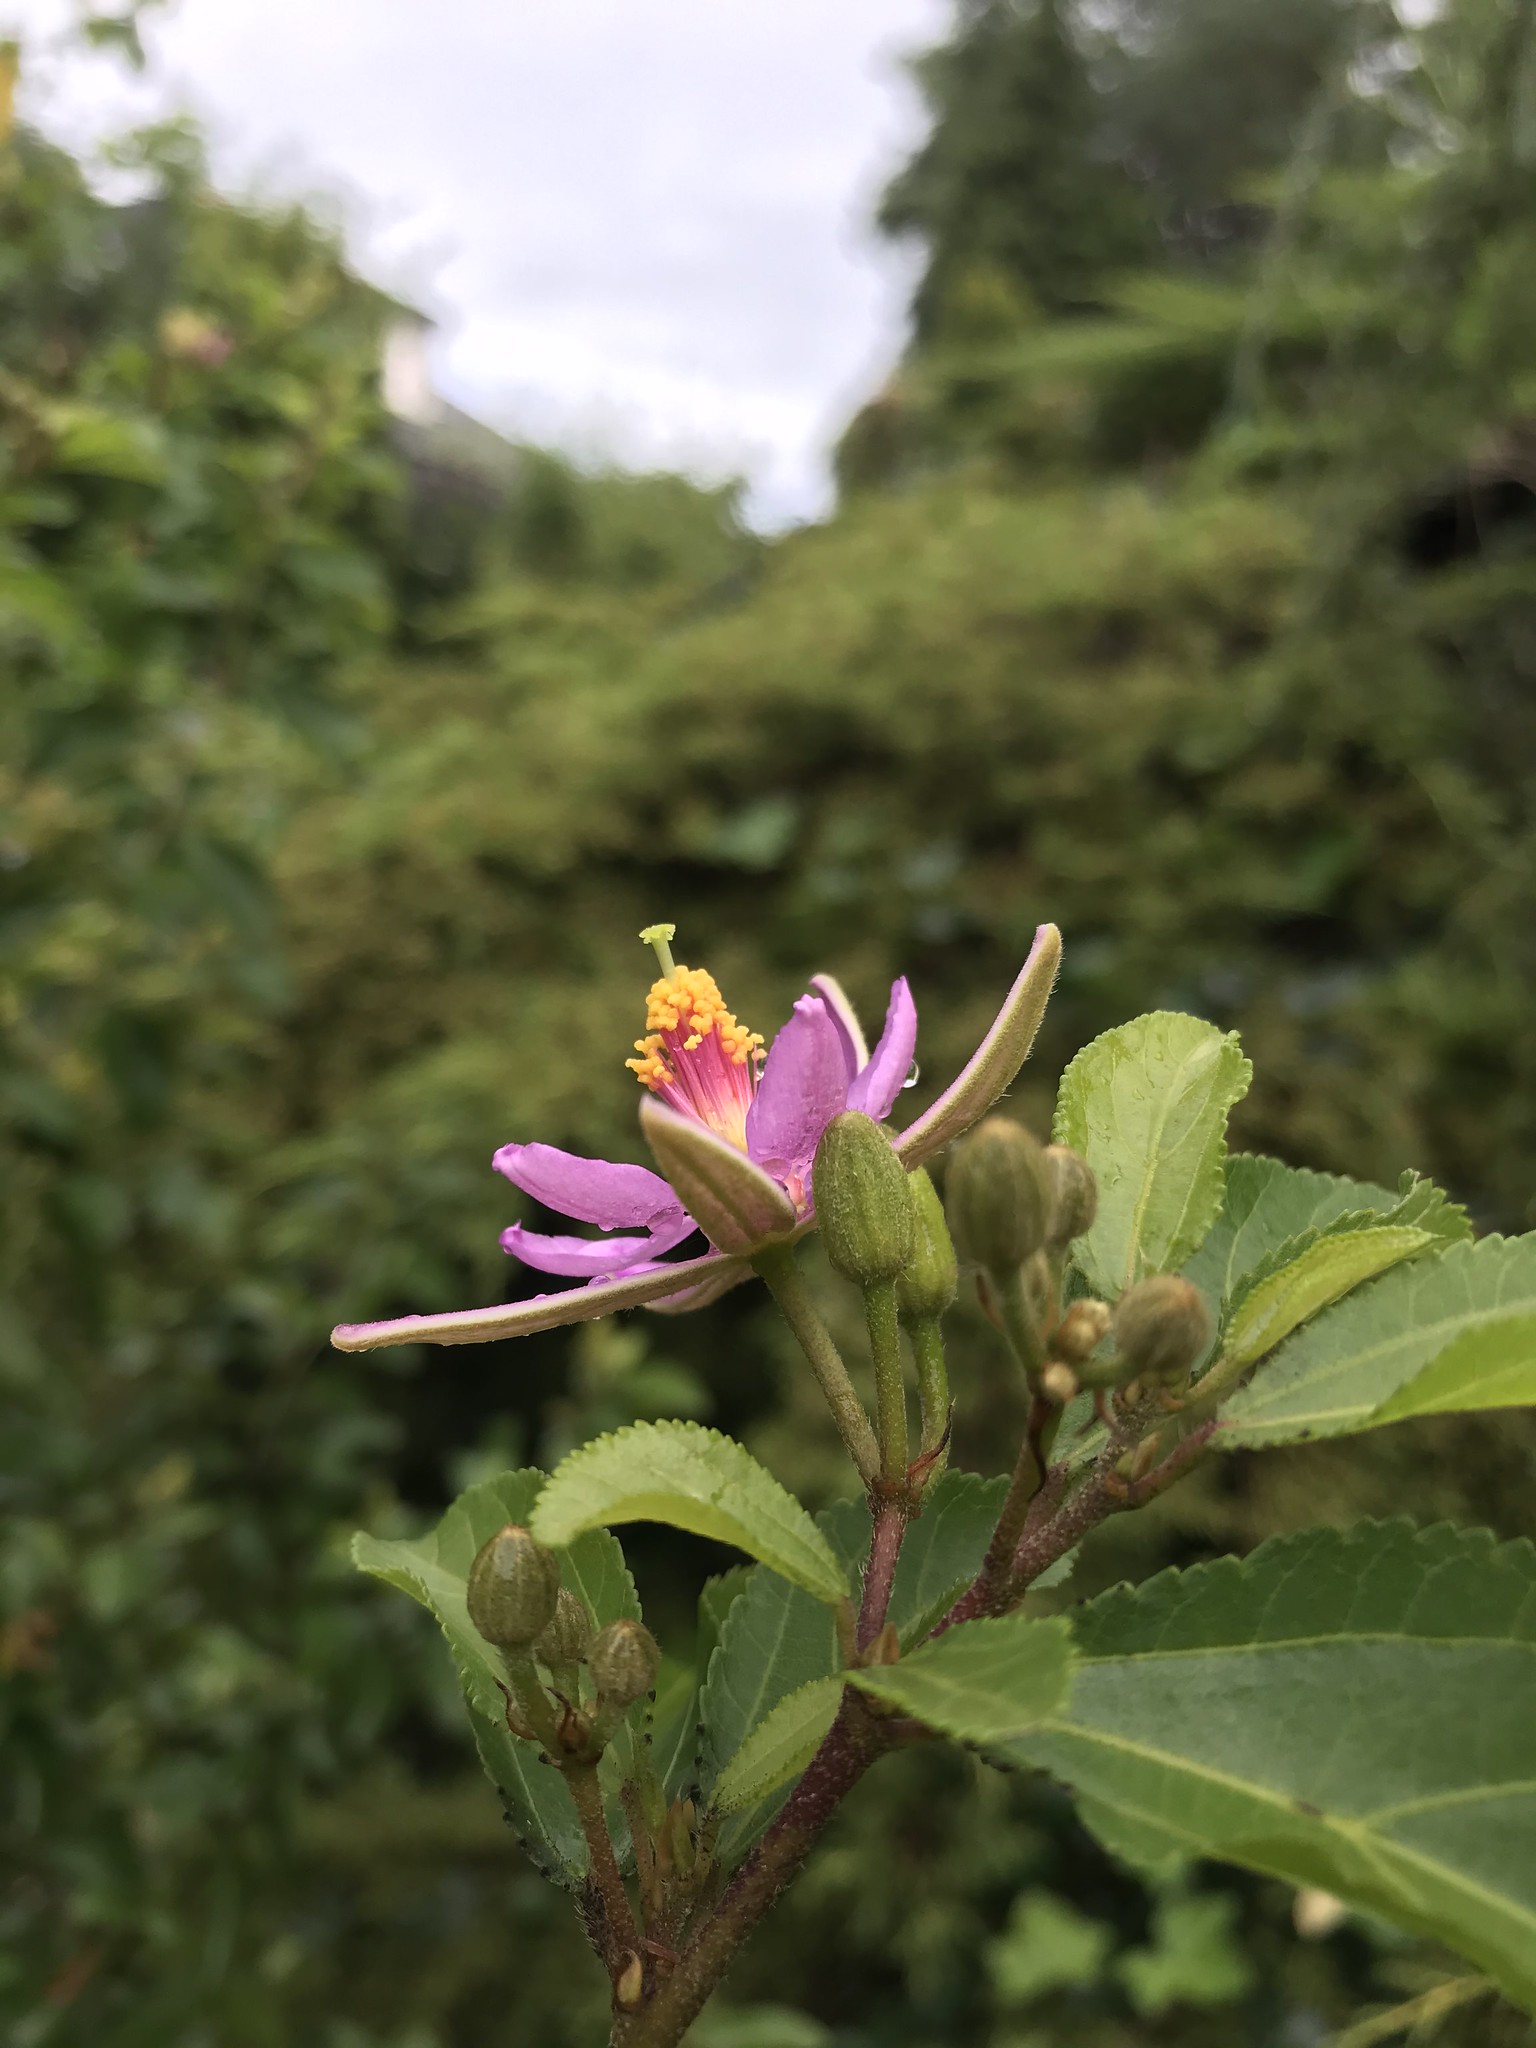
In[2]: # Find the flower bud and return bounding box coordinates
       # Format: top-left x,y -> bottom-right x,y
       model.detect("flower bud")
1043,1145 -> 1098,1250
1039,1361 -> 1079,1405
466,1524 -> 562,1648
1113,1276 -> 1212,1385
895,1168 -> 958,1321
813,1111 -> 917,1286
1052,1298 -> 1111,1365
588,1618 -> 661,1706
943,1117 -> 1051,1273
533,1586 -> 592,1669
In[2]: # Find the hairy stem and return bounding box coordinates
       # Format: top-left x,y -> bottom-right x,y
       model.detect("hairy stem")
858,1499 -> 908,1650
614,1698 -> 886,2048
907,1314 -> 950,1459
973,1396 -> 1049,1612
863,1277 -> 908,1484
568,1763 -> 640,1970
753,1245 -> 880,1484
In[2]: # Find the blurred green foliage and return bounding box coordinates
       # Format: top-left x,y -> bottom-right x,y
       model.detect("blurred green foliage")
3,1 -> 1536,2044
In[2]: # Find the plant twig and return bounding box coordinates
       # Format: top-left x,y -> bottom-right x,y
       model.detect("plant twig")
858,1499 -> 908,1650
567,1763 -> 641,1972
613,1696 -> 887,2048
863,1276 -> 909,1484
753,1245 -> 880,1483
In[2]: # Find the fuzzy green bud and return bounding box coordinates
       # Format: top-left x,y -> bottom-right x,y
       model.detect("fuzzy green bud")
466,1524 -> 561,1649
944,1116 -> 1051,1273
1113,1276 -> 1212,1385
533,1586 -> 592,1669
588,1618 -> 661,1707
1043,1145 -> 1098,1250
812,1110 -> 918,1286
895,1168 -> 958,1322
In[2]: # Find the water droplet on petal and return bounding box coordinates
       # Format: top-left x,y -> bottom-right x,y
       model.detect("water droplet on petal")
902,1060 -> 921,1090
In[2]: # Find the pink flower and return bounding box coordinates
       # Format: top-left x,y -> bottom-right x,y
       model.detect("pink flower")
332,923 -> 1060,1353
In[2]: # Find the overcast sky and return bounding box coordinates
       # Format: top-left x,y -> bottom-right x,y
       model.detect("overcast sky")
9,0 -> 951,523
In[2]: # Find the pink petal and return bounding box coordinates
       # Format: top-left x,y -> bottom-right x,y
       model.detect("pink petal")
330,1247 -> 746,1352
745,995 -> 851,1179
845,976 -> 917,1122
500,1209 -> 698,1278
808,973 -> 867,1076
493,1140 -> 682,1229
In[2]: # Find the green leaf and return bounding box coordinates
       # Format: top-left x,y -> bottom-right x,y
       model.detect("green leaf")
1370,1311 -> 1536,1426
530,1421 -> 850,1605
1221,1224 -> 1440,1370
710,1676 -> 845,1814
698,1506 -> 862,1865
1221,1234 -> 1536,1445
999,1521 -> 1536,2013
1053,1012 -> 1252,1297
848,1611 -> 1075,1740
652,1566 -> 752,1802
352,1469 -> 640,1889
1184,1156 -> 1469,1315
886,1470 -> 1010,1643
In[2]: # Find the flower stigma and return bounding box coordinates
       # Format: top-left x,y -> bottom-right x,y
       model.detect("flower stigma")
626,924 -> 764,1150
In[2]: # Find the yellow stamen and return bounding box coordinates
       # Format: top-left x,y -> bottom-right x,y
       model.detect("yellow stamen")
624,964 -> 764,1092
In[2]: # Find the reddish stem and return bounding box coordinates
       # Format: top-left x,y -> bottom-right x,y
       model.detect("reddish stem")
858,1500 -> 908,1650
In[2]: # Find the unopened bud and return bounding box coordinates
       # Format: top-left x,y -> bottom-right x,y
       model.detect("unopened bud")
895,1168 -> 958,1322
944,1117 -> 1051,1273
588,1618 -> 661,1707
615,1952 -> 646,2011
813,1111 -> 917,1285
1113,1276 -> 1212,1385
466,1524 -> 561,1648
1039,1361 -> 1079,1405
1052,1298 -> 1112,1365
1115,1434 -> 1162,1484
534,1586 -> 592,1669
1044,1145 -> 1098,1249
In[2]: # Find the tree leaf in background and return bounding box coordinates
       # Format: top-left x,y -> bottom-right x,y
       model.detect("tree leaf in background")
1053,1011 -> 1251,1297
1221,1234 -> 1536,1445
848,1612 -> 1076,1740
710,1676 -> 846,1815
531,1421 -> 852,1606
352,1468 -> 641,1890
999,1521 -> 1536,2011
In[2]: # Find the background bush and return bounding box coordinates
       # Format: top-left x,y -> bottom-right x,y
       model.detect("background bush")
3,3 -> 1535,2042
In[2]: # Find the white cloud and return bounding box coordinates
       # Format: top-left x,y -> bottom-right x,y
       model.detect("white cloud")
6,0 -> 949,523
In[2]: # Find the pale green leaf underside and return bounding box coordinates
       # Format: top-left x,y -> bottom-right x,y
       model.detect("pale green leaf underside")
1054,1011 -> 1252,1297
848,1612 -> 1076,1741
1371,1311 -> 1536,1425
352,1469 -> 640,1888
1001,1521 -> 1536,2013
711,1677 -> 845,1814
1222,1224 -> 1438,1369
1221,1234 -> 1536,1445
531,1420 -> 850,1606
